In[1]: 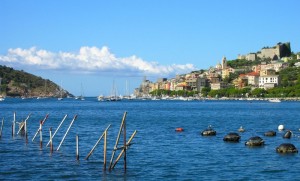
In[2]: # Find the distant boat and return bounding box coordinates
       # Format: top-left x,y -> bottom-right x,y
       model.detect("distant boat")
79,83 -> 85,101
0,97 -> 4,101
37,80 -> 48,99
58,81 -> 63,101
97,95 -> 105,101
108,80 -> 121,101
269,98 -> 281,103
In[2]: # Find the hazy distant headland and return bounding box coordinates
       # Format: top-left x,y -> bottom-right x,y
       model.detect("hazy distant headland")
0,65 -> 72,98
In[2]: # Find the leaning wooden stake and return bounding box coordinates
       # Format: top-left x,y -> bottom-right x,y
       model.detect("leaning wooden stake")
32,114 -> 49,142
17,121 -> 25,135
109,112 -> 127,170
111,130 -> 137,170
12,112 -> 16,137
25,116 -> 28,142
0,118 -> 4,138
104,130 -> 107,170
39,121 -> 43,148
46,114 -> 68,147
85,124 -> 111,160
17,114 -> 31,135
49,128 -> 53,153
56,115 -> 77,151
76,135 -> 79,160
124,115 -> 127,171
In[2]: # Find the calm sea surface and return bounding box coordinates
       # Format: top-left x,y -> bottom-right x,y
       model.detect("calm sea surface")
1,98 -> 300,180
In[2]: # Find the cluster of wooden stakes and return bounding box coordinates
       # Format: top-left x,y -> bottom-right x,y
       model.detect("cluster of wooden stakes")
0,111 -> 137,172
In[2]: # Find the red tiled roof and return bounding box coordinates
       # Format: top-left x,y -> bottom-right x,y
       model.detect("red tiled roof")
246,72 -> 259,76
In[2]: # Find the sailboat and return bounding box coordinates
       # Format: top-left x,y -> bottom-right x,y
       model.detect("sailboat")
97,94 -> 105,101
80,83 -> 85,101
37,80 -> 48,99
58,81 -> 63,100
108,80 -> 120,101
123,80 -> 133,100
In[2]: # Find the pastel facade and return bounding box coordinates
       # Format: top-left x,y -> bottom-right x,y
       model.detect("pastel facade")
259,75 -> 280,89
211,82 -> 227,90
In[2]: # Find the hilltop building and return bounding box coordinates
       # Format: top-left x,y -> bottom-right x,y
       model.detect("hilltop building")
259,69 -> 280,89
238,42 -> 291,61
234,72 -> 260,89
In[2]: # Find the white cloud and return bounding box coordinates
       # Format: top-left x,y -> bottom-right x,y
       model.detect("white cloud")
0,46 -> 197,77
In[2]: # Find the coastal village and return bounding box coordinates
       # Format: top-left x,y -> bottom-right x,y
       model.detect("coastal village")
134,42 -> 300,100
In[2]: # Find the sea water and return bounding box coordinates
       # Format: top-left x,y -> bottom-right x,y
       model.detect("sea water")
0,98 -> 300,180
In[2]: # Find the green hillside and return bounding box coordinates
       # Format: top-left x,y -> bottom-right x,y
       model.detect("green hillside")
0,65 -> 72,97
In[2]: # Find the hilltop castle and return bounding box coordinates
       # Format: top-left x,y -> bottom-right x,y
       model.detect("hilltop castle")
238,42 -> 291,61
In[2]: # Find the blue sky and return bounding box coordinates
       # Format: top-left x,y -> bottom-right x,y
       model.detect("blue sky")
0,0 -> 299,96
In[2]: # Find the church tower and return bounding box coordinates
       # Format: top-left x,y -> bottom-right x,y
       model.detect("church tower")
222,56 -> 227,70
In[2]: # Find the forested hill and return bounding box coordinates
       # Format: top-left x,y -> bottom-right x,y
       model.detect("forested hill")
0,65 -> 73,97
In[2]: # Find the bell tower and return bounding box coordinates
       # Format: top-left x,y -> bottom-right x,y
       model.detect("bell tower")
222,56 -> 227,69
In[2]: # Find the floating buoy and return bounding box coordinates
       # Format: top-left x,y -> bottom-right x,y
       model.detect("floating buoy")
278,125 -> 285,131
245,136 -> 264,146
201,125 -> 216,136
175,128 -> 184,132
283,130 -> 292,139
223,133 -> 241,142
238,126 -> 245,132
276,143 -> 298,153
264,130 -> 276,136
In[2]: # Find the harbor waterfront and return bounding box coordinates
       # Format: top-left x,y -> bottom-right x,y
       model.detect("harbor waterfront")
1,98 -> 300,180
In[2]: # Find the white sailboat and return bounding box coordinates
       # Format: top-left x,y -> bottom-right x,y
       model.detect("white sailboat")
80,83 -> 85,101
123,80 -> 132,100
58,81 -> 63,100
108,80 -> 120,101
37,80 -> 48,99
97,94 -> 105,101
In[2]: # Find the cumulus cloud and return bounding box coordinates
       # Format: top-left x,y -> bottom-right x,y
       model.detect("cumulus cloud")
0,46 -> 197,77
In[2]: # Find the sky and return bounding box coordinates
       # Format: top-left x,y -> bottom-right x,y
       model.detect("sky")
0,0 -> 299,96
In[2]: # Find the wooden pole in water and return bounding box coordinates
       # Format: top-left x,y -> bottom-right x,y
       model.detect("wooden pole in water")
17,121 -> 24,135
32,124 -> 40,141
46,114 -> 68,147
111,130 -> 137,170
17,114 -> 31,135
76,135 -> 79,160
0,118 -> 4,138
49,127 -> 53,153
109,112 -> 127,170
104,130 -> 107,171
12,112 -> 16,137
124,113 -> 127,171
39,120 -> 43,148
85,124 -> 111,160
32,114 -> 49,142
56,115 -> 77,151
25,116 -> 28,142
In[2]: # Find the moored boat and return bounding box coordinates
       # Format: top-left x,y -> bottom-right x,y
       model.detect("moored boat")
268,98 -> 281,103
